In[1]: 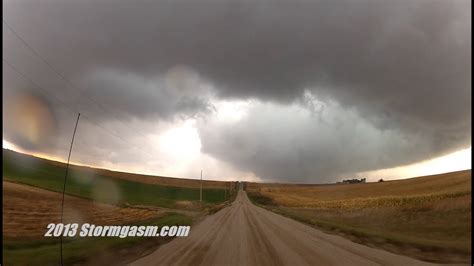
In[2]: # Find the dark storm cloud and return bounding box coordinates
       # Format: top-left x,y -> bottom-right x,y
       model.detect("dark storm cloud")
3,0 -> 471,181
77,67 -> 215,121
198,98 -> 467,183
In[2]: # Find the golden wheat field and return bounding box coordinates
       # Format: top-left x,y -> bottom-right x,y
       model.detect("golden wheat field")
247,170 -> 471,208
246,170 -> 472,263
3,181 -> 164,239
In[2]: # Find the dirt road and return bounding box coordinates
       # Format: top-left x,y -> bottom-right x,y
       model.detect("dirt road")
131,190 -> 434,266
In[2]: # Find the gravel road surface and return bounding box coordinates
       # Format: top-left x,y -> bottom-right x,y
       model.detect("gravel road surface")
131,189 -> 435,266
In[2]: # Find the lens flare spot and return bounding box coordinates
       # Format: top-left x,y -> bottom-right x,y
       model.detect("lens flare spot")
70,168 -> 96,185
4,92 -> 57,150
91,179 -> 121,205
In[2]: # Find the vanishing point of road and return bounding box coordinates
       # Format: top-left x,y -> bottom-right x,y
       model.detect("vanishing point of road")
131,189 -> 435,266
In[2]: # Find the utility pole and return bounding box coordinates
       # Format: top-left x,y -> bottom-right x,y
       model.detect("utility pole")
60,112 -> 80,266
200,170 -> 202,202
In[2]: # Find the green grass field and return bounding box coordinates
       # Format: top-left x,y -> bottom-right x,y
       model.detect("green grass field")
3,149 -> 231,208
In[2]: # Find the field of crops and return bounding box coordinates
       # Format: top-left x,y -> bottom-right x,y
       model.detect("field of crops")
247,170 -> 472,263
3,181 -> 165,238
2,149 -> 235,265
4,212 -> 193,265
3,149 -> 235,208
247,170 -> 471,206
2,180 -> 198,265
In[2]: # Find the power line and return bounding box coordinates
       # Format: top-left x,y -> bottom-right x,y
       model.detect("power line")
3,59 -> 78,116
3,58 -> 157,159
4,56 -> 157,266
3,19 -> 159,151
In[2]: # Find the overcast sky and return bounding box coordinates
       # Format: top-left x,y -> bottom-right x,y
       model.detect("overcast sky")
3,0 -> 471,183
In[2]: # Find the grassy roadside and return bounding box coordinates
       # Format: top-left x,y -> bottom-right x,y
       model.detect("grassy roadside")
206,186 -> 239,214
247,191 -> 471,264
3,213 -> 193,266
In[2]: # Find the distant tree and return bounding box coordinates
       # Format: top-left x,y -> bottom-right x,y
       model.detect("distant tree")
378,178 -> 384,182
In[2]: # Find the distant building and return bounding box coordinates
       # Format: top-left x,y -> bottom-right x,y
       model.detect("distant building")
341,178 -> 366,184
